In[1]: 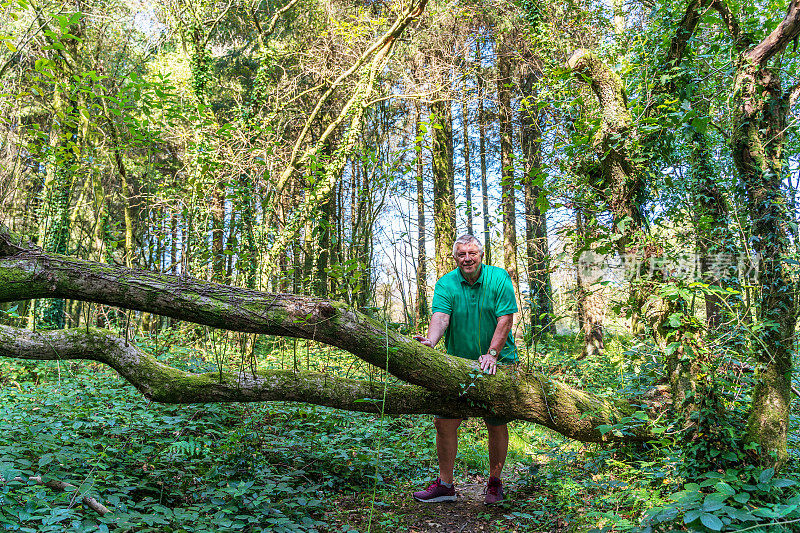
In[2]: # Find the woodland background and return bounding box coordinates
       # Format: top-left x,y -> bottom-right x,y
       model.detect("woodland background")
1,0 -> 800,531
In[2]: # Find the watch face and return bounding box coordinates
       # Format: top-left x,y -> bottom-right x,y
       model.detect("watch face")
489,349 -> 497,356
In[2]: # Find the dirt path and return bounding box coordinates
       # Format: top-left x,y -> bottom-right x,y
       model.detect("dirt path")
329,467 -> 564,532
400,472 -> 561,533
406,477 -> 504,532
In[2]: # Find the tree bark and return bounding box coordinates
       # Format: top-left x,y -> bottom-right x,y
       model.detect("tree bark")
575,209 -> 604,358
520,67 -> 555,336
496,40 -> 520,309
690,112 -> 732,330
431,97 -> 456,277
414,102 -> 429,323
476,38 -> 492,265
461,91 -> 473,236
716,0 -> 800,465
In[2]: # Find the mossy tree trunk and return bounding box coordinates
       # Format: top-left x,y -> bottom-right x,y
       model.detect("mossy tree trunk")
715,0 -> 800,465
32,6 -> 86,330
567,49 -> 702,414
575,208 -> 605,358
690,110 -> 733,331
431,96 -> 456,278
520,66 -> 555,337
414,102 -> 429,324
496,38 -> 520,310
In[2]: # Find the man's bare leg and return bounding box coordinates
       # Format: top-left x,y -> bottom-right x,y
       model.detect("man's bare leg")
434,418 -> 462,484
487,423 -> 509,479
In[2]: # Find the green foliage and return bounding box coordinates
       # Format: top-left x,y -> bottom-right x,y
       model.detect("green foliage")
644,468 -> 800,532
0,360 -> 332,532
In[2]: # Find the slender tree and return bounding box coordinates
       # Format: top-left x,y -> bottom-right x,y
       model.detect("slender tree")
496,34 -> 520,306
520,64 -> 555,336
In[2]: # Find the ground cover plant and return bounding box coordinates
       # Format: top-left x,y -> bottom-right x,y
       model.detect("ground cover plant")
3,332 -> 797,532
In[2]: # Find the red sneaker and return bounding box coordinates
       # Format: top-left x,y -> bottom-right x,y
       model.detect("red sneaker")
413,478 -> 456,502
484,476 -> 504,505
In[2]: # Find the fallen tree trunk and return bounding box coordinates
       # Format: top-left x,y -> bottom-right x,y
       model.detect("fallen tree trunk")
0,226 -> 649,443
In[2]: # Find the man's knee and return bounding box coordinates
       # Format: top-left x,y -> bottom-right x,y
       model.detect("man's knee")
434,417 -> 462,433
486,422 -> 509,437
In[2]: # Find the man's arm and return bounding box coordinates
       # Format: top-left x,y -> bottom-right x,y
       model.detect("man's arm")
413,312 -> 450,348
478,313 -> 514,375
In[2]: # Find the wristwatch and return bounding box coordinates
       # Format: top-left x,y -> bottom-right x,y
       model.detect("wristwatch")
488,348 -> 498,357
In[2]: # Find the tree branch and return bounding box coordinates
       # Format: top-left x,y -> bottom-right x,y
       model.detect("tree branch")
710,0 -> 745,48
747,0 -> 800,65
0,324 -> 489,418
0,225 -> 650,443
273,0 -> 428,195
2,474 -> 110,515
668,0 -> 712,69
253,0 -> 301,44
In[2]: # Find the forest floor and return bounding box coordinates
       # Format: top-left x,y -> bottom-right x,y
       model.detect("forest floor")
328,465 -> 567,532
3,334 -> 799,532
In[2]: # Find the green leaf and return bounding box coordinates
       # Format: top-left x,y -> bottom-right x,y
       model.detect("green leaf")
702,493 -> 725,512
691,116 -> 708,135
758,467 -> 775,484
730,508 -> 757,522
699,513 -> 723,531
732,492 -> 750,504
752,507 -> 779,518
684,509 -> 702,523
715,481 -> 735,496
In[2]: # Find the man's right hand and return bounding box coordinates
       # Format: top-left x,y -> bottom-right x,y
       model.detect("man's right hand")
413,335 -> 434,347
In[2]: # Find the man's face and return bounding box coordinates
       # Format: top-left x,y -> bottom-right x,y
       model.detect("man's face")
454,243 -> 483,278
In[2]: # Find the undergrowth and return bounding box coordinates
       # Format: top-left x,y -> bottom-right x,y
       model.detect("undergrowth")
1,332 -> 798,532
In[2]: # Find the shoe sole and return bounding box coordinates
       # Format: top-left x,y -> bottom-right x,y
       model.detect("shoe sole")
414,495 -> 457,503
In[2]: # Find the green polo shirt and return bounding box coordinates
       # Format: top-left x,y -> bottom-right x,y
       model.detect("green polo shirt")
431,264 -> 518,363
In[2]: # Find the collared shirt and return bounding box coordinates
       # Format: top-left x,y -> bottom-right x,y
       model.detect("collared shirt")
431,264 -> 518,363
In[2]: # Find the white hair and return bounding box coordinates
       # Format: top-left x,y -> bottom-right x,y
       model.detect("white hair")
452,234 -> 483,257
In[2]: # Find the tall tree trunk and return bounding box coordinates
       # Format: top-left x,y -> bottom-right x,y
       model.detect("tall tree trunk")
170,214 -> 178,276
520,67 -> 555,336
431,98 -> 456,277
476,38 -> 491,264
210,181 -> 226,281
315,195 -> 333,296
575,209 -> 604,358
33,11 -> 85,330
730,36 -> 797,466
461,95 -> 473,236
496,42 -> 520,308
414,102 -> 429,323
238,174 -> 258,289
690,117 -> 732,330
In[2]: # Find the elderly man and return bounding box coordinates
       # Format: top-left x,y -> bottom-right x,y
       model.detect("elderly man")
412,234 -> 517,505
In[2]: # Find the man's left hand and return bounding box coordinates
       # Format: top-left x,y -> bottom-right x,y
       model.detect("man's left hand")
479,352 -> 498,375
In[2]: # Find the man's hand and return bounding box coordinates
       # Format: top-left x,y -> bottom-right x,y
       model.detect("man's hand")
414,313 -> 449,349
413,335 -> 434,348
479,352 -> 498,375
